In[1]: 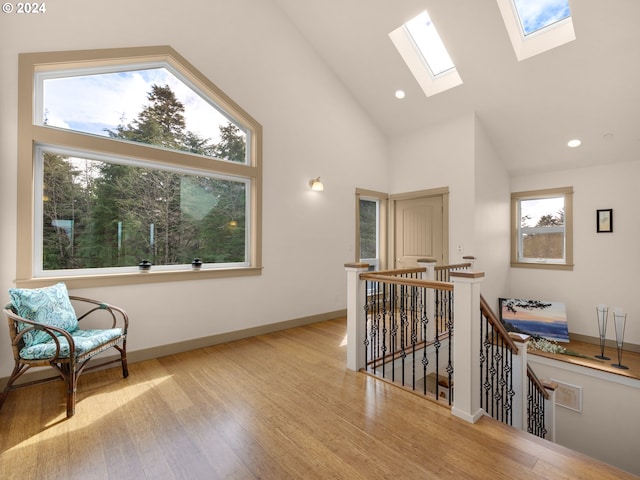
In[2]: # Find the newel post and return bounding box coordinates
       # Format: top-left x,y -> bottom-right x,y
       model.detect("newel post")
451,270 -> 485,423
509,333 -> 531,431
543,380 -> 558,442
418,257 -> 437,281
345,262 -> 369,371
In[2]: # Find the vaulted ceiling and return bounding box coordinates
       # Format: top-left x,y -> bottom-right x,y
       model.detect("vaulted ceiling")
273,0 -> 640,175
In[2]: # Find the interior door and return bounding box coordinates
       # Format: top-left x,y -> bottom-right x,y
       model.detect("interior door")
395,195 -> 444,268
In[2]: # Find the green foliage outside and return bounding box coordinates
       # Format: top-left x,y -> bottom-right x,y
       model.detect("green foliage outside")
42,85 -> 247,270
359,199 -> 377,260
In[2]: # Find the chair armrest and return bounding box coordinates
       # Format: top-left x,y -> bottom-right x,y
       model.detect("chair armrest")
69,296 -> 129,334
5,311 -> 76,361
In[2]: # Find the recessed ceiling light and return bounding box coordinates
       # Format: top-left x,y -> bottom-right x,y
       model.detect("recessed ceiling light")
567,139 -> 581,148
395,90 -> 406,99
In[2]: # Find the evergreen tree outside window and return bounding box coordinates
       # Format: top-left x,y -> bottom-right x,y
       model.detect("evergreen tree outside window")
359,198 -> 380,271
17,46 -> 262,287
356,189 -> 387,272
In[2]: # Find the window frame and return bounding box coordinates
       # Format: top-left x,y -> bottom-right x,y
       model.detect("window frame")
496,0 -> 576,62
17,46 -> 263,288
388,10 -> 463,97
510,187 -> 573,271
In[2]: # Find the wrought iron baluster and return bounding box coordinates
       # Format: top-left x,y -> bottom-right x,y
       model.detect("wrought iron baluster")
421,286 -> 429,395
446,290 -> 453,405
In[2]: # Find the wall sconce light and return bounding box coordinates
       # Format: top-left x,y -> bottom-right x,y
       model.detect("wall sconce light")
309,177 -> 324,191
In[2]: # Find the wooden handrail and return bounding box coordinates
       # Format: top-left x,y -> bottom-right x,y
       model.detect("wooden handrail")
480,294 -> 518,353
435,262 -> 472,272
369,267 -> 426,276
360,273 -> 454,292
527,364 -> 550,400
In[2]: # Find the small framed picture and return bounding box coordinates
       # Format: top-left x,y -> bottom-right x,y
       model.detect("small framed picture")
597,209 -> 613,233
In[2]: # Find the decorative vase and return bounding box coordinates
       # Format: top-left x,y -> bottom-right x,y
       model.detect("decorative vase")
191,258 -> 203,270
138,259 -> 152,272
595,304 -> 610,360
612,308 -> 628,370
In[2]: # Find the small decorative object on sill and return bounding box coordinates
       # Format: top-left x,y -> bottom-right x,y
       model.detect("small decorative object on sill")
595,304 -> 610,360
528,337 -> 591,359
612,308 -> 628,369
191,258 -> 203,270
138,259 -> 152,272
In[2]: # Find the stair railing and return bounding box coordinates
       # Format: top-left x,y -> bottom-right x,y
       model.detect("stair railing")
358,266 -> 455,403
479,294 -> 518,425
345,260 -> 556,440
479,294 -> 557,440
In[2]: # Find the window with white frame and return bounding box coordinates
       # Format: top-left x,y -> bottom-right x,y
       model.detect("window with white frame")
18,47 -> 262,287
511,187 -> 573,270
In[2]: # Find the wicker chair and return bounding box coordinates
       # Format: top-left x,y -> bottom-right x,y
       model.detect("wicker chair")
1,284 -> 129,417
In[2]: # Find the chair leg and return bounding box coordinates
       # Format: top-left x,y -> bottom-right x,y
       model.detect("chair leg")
66,380 -> 76,418
118,343 -> 129,378
0,362 -> 24,411
59,364 -> 76,418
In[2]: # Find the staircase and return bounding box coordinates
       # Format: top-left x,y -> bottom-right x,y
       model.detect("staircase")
345,258 -> 557,440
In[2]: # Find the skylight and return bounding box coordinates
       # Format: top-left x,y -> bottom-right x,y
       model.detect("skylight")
389,10 -> 462,97
404,11 -> 454,77
512,0 -> 571,36
497,0 -> 575,61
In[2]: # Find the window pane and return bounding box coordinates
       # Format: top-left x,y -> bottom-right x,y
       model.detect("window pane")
519,197 -> 565,261
512,0 -> 571,36
404,10 -> 455,76
41,67 -> 248,163
39,151 -> 247,272
359,198 -> 379,268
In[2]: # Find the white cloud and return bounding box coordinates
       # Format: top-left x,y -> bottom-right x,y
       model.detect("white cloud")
521,197 -> 564,226
43,67 -> 234,144
513,0 -> 570,34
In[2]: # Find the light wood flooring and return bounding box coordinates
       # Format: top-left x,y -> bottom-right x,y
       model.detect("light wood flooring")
0,317 -> 636,479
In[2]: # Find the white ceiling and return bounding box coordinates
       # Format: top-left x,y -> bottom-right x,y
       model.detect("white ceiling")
273,0 -> 640,175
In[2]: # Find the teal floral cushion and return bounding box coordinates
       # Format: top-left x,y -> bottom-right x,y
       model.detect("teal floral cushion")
19,328 -> 123,360
9,283 -> 79,348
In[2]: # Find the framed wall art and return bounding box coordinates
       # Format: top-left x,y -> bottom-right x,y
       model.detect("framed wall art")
597,209 -> 613,233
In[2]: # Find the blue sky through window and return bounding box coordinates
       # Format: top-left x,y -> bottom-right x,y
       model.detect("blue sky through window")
512,0 -> 571,36
42,68 -> 230,144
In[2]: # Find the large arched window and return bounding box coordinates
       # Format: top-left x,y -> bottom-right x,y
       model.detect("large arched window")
17,46 -> 262,288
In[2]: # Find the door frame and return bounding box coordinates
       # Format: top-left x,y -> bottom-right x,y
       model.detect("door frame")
389,187 -> 449,268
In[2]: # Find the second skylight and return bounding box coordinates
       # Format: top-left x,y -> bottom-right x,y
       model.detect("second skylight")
512,0 -> 571,36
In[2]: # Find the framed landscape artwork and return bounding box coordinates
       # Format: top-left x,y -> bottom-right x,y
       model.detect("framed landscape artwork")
499,298 -> 570,343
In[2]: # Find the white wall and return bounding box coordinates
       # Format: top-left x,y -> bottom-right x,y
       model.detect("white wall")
388,113 -> 476,265
530,356 -> 640,476
0,0 -> 390,376
388,114 -> 511,308
510,160 -> 640,347
474,117 -> 511,307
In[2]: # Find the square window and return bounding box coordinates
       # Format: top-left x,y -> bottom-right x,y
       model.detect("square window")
511,187 -> 573,270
